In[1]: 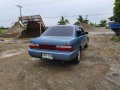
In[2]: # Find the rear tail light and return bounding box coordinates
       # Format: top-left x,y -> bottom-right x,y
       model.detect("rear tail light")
56,45 -> 73,51
29,43 -> 73,52
29,43 -> 39,49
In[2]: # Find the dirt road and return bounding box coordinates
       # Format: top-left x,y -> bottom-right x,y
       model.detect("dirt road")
0,29 -> 120,90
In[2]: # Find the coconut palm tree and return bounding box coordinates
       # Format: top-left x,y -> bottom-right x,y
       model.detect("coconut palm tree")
74,15 -> 83,25
74,15 -> 89,25
58,16 -> 69,25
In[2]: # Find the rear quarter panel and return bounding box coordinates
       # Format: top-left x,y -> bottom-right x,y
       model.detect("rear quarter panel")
69,36 -> 82,51
69,35 -> 88,51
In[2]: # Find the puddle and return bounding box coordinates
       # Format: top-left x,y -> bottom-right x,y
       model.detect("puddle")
0,48 -> 25,58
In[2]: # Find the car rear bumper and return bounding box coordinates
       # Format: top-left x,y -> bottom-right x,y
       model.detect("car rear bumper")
28,49 -> 78,61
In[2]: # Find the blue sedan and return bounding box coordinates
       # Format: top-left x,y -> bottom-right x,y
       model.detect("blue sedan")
28,25 -> 89,64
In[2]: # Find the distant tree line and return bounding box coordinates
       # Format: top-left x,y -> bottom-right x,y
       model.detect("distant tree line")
90,20 -> 107,28
0,26 -> 9,30
0,26 -> 8,33
57,16 -> 107,28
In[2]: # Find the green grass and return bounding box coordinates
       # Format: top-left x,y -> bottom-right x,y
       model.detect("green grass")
0,29 -> 6,33
111,36 -> 120,43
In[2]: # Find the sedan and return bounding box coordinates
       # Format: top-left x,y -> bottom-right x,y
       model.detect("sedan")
28,25 -> 89,64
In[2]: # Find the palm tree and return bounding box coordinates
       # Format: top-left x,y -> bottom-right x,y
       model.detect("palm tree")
74,15 -> 89,25
74,15 -> 84,25
58,16 -> 69,25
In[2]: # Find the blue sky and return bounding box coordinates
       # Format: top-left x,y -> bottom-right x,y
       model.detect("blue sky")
0,0 -> 114,27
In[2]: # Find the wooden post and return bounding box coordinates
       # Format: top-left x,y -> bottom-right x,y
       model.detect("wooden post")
16,21 -> 21,38
40,22 -> 42,35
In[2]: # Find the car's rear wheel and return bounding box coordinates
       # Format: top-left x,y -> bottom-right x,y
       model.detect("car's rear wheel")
72,49 -> 81,64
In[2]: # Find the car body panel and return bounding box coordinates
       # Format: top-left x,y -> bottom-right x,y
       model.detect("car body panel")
29,49 -> 79,61
109,22 -> 120,29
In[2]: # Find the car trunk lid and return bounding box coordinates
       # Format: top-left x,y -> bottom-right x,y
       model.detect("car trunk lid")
29,36 -> 74,51
31,36 -> 74,45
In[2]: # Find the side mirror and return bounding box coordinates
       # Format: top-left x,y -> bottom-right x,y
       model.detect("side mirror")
85,32 -> 88,34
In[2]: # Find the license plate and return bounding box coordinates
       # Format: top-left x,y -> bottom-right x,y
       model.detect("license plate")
42,54 -> 53,60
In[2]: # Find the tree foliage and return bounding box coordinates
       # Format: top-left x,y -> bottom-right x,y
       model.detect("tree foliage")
99,20 -> 107,27
58,16 -> 69,25
74,15 -> 89,25
77,16 -> 84,22
113,0 -> 120,22
89,20 -> 108,28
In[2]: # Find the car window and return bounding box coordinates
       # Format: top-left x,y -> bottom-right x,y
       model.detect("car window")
76,26 -> 85,36
79,28 -> 84,32
42,26 -> 74,36
76,26 -> 84,32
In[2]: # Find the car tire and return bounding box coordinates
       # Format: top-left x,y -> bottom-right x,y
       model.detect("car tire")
72,49 -> 81,64
84,43 -> 88,48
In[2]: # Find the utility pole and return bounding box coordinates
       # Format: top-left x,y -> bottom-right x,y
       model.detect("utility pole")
16,5 -> 23,38
16,5 -> 22,18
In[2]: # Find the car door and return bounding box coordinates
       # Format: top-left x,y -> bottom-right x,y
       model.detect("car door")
80,27 -> 88,46
76,26 -> 86,49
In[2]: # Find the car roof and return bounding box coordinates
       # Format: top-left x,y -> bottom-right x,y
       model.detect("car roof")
50,25 -> 82,29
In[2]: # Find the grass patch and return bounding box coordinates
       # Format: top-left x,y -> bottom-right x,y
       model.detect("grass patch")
111,36 -> 120,43
0,29 -> 7,33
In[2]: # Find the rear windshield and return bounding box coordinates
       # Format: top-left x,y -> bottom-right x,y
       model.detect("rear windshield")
42,26 -> 74,36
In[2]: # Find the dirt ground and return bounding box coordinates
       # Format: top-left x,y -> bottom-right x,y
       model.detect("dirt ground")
0,28 -> 120,90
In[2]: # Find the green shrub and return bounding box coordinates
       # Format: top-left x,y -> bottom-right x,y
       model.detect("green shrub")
0,29 -> 6,33
111,36 -> 120,42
